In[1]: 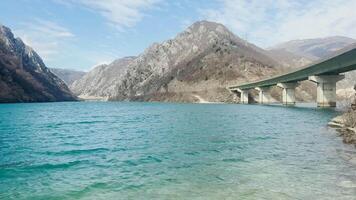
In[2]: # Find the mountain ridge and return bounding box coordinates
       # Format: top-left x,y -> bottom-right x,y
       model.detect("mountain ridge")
72,20 -> 281,102
0,24 -> 76,103
269,36 -> 356,60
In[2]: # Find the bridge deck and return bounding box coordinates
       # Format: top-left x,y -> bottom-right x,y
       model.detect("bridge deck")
228,45 -> 356,90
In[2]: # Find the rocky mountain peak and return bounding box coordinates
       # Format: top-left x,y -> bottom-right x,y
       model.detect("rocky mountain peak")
0,25 -> 18,53
187,20 -> 231,35
0,25 -> 44,70
111,56 -> 137,66
0,25 -> 14,42
176,21 -> 243,47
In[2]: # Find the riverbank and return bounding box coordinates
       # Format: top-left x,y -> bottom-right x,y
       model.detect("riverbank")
329,113 -> 356,146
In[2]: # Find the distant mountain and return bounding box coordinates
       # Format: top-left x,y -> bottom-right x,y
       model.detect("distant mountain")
72,21 -> 281,102
269,36 -> 356,98
50,68 -> 86,85
269,36 -> 356,61
71,56 -> 136,99
266,49 -> 313,70
0,25 -> 76,103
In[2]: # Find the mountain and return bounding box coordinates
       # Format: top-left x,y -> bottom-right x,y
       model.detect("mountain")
50,68 -> 86,85
269,36 -> 356,97
71,56 -> 136,100
266,49 -> 313,70
0,25 -> 76,103
72,21 -> 281,103
269,36 -> 356,61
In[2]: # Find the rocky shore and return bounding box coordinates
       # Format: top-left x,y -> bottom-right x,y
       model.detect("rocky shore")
329,85 -> 356,146
329,115 -> 356,145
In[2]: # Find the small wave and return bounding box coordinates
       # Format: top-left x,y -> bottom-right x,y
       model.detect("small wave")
184,151 -> 199,156
122,160 -> 138,167
222,158 -> 247,163
169,163 -> 193,169
0,161 -> 30,169
65,182 -> 111,199
26,160 -> 89,171
44,148 -> 110,156
51,120 -> 107,127
123,184 -> 144,190
253,136 -> 276,140
139,155 -> 162,163
122,155 -> 162,167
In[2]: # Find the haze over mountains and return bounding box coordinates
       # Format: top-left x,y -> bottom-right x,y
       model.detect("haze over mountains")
0,25 -> 76,103
270,36 -> 356,61
50,68 -> 86,85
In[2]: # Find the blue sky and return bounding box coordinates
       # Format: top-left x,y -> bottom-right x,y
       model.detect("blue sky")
1,0 -> 356,71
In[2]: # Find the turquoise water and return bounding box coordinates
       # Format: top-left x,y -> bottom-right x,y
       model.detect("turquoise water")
0,102 -> 356,199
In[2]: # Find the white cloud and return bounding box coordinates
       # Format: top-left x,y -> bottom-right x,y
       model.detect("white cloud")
15,19 -> 75,61
55,0 -> 161,30
201,0 -> 356,47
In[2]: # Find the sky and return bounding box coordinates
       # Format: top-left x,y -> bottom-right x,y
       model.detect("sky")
1,0 -> 356,71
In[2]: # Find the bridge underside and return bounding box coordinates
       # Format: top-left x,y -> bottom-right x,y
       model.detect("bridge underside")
228,45 -> 356,107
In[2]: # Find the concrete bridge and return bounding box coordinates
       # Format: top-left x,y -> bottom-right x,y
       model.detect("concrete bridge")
228,45 -> 356,107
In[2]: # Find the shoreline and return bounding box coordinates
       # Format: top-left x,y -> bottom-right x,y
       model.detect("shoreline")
328,114 -> 356,146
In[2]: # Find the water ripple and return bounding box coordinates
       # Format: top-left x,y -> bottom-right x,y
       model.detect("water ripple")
0,102 -> 355,199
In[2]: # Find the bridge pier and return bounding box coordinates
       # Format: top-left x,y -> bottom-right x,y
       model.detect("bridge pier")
255,87 -> 269,104
237,89 -> 249,104
308,75 -> 345,107
277,83 -> 299,106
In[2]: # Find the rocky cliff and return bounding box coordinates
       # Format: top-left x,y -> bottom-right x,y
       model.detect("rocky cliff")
71,56 -> 136,100
0,25 -> 76,103
72,21 -> 281,102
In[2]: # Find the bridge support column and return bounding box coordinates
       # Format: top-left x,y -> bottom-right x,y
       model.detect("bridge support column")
255,87 -> 269,104
308,75 -> 345,107
277,83 -> 299,106
237,89 -> 249,104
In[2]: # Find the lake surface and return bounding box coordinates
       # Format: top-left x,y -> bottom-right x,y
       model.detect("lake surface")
0,102 -> 356,199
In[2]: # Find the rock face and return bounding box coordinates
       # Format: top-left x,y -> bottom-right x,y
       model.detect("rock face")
71,56 -> 136,99
50,68 -> 86,85
73,21 -> 280,102
0,25 -> 76,103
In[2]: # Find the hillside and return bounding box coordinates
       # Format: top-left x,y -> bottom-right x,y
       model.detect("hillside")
71,57 -> 136,100
72,21 -> 281,103
0,25 -> 76,103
